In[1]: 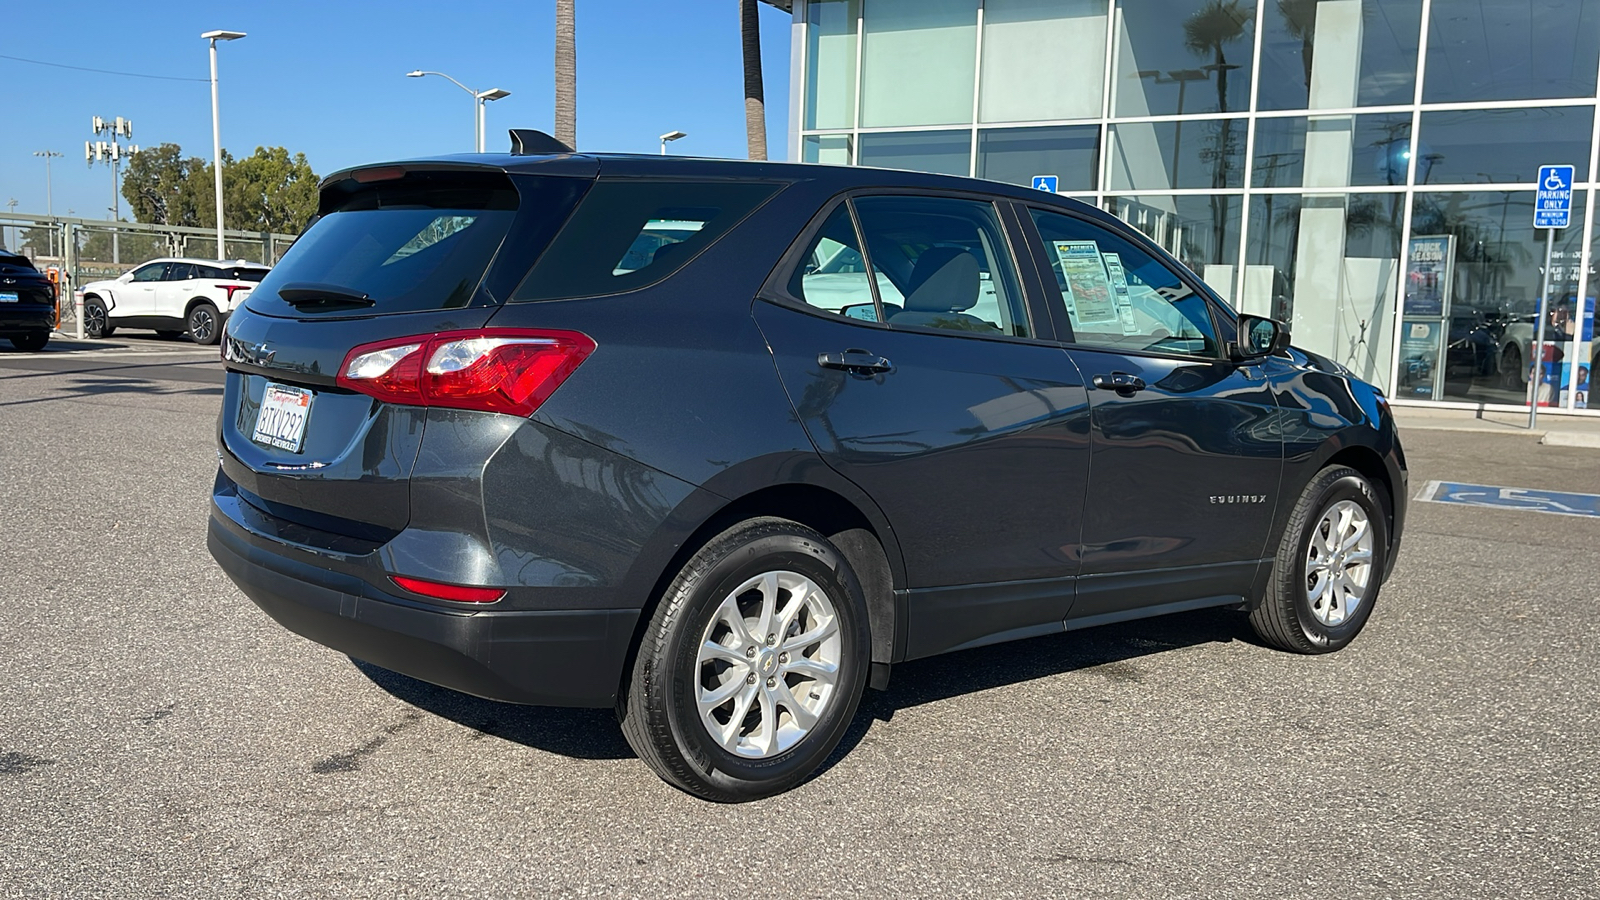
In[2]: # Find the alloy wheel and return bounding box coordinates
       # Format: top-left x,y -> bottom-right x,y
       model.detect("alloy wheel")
1305,499 -> 1374,627
86,304 -> 107,338
189,307 -> 215,343
695,570 -> 842,759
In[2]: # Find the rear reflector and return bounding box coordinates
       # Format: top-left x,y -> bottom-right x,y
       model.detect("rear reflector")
337,328 -> 595,417
390,575 -> 506,603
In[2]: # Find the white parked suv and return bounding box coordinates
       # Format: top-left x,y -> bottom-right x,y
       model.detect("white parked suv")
80,258 -> 270,344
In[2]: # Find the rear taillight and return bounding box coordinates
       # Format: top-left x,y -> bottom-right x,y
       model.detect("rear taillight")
390,575 -> 505,603
336,328 -> 595,417
219,283 -> 251,302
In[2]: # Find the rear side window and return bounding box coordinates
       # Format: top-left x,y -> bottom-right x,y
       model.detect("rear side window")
513,179 -> 781,301
245,171 -> 551,316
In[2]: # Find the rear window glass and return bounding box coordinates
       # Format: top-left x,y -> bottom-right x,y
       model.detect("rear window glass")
512,179 -> 781,301
228,268 -> 267,282
245,172 -> 528,316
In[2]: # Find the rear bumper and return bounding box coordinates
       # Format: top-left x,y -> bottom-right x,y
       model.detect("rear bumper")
208,492 -> 640,708
0,306 -> 54,333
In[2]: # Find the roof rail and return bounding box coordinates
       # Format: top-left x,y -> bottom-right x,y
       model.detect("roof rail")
508,129 -> 574,156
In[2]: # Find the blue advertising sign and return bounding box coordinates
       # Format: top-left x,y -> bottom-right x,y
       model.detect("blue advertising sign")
1418,481 -> 1600,518
1031,175 -> 1059,193
1536,164 -> 1575,228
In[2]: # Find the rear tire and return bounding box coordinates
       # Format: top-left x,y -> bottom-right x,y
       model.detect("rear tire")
1249,466 -> 1389,654
619,517 -> 870,802
7,331 -> 49,352
187,302 -> 221,345
84,297 -> 113,339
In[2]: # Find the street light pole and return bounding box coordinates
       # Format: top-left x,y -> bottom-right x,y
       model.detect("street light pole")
34,150 -> 61,257
407,71 -> 510,153
203,30 -> 246,260
660,130 -> 687,155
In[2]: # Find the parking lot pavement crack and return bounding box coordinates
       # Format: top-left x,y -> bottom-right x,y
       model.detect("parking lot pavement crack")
0,751 -> 55,775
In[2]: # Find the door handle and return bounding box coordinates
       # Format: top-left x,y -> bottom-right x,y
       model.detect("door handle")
818,350 -> 894,375
1092,372 -> 1147,394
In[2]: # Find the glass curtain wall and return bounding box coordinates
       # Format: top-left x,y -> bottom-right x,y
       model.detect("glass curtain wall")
792,0 -> 1600,412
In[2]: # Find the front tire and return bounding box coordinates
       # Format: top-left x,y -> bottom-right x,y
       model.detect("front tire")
1250,466 -> 1389,654
188,302 -> 221,345
7,331 -> 49,352
84,297 -> 113,339
620,518 -> 870,802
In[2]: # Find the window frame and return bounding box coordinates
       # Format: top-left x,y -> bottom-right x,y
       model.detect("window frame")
760,187 -> 1053,347
1009,200 -> 1238,362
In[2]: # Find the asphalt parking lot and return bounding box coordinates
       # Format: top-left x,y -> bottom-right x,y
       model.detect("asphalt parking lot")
2,339 -> 1597,899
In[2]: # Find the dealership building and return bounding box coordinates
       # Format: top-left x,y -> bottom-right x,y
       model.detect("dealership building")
764,0 -> 1600,414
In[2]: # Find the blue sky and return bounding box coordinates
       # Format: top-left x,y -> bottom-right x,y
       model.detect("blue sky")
0,0 -> 793,225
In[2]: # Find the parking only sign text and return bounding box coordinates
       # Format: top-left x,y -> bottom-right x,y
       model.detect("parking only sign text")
1536,164 -> 1575,229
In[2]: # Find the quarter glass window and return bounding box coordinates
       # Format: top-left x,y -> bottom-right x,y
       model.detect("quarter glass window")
853,196 -> 1030,338
1029,208 -> 1219,358
787,204 -> 884,323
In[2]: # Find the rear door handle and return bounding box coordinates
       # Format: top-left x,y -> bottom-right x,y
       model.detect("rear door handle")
818,350 -> 894,375
1092,372 -> 1147,394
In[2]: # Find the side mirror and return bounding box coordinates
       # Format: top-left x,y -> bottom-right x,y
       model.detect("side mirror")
1234,314 -> 1290,361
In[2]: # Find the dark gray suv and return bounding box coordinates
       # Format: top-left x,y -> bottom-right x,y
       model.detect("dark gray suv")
209,137 -> 1406,801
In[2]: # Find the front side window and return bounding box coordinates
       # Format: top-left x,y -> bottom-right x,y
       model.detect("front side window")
130,263 -> 167,283
853,195 -> 1030,338
1029,208 -> 1219,358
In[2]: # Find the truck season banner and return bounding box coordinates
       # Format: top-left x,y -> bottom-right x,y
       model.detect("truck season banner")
1404,235 -> 1454,317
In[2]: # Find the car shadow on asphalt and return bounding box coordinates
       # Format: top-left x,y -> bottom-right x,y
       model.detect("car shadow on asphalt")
350,607 -> 1254,769
0,375 -> 223,407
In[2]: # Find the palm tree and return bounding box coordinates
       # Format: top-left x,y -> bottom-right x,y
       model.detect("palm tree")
555,0 -> 577,149
741,0 -> 767,160
1276,0 -> 1319,91
1183,0 -> 1253,267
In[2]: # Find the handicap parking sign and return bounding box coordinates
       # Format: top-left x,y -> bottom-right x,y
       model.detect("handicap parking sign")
1536,164 -> 1574,229
1031,175 -> 1058,193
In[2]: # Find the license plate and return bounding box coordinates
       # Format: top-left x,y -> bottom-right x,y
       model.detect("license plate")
0,292 -> 17,303
252,383 -> 314,452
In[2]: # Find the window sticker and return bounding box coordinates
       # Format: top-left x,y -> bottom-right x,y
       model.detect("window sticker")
1053,241 -> 1117,325
1101,253 -> 1141,336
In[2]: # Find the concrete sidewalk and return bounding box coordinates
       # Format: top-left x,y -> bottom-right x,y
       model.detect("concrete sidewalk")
1392,404 -> 1600,447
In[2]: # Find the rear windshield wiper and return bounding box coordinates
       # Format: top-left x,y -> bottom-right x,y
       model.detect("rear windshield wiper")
276,282 -> 375,310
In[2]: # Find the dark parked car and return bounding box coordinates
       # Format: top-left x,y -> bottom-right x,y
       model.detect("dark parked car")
209,134 -> 1408,802
0,250 -> 56,351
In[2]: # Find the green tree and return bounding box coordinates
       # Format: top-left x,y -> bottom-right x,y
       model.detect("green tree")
121,143 -> 212,228
225,147 -> 319,234
121,143 -> 319,235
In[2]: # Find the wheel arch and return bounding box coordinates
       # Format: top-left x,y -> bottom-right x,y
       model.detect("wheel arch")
185,295 -> 219,317
617,480 -> 903,706
1321,443 -> 1396,547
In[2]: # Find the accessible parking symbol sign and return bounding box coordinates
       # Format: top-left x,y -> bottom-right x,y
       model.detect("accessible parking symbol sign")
1536,164 -> 1574,229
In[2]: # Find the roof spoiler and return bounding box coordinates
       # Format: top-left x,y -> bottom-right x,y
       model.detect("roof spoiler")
508,129 -> 574,156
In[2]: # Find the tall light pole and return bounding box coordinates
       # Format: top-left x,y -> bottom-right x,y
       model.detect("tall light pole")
406,71 -> 510,153
203,30 -> 246,259
660,130 -> 687,155
34,150 -> 61,257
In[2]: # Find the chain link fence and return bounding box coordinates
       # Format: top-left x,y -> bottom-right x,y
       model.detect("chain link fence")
0,213 -> 296,336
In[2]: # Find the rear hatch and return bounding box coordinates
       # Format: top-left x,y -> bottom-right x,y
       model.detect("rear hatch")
218,163 -> 592,541
0,253 -> 55,307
